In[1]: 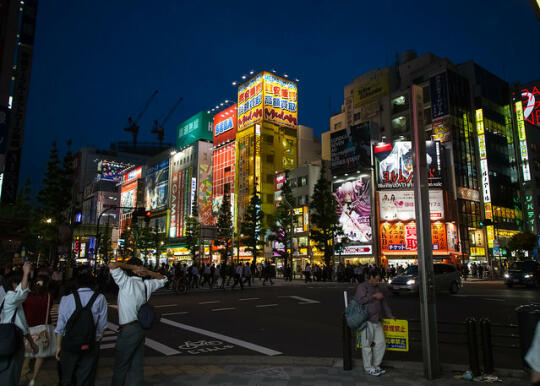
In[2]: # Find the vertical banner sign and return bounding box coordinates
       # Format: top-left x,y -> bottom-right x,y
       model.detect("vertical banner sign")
255,124 -> 261,190
476,109 -> 492,220
169,172 -> 179,238
515,101 -> 531,182
430,72 -> 449,119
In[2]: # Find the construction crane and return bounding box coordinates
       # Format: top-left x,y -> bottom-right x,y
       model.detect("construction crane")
152,96 -> 183,145
124,90 -> 159,147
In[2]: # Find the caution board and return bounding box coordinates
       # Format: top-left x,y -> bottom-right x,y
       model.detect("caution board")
356,319 -> 409,352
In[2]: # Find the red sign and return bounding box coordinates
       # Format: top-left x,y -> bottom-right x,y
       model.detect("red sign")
213,104 -> 237,146
123,166 -> 142,183
521,86 -> 540,126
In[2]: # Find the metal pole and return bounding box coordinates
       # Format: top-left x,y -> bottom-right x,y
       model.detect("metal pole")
466,317 -> 481,377
342,313 -> 352,370
410,85 -> 440,379
480,318 -> 494,374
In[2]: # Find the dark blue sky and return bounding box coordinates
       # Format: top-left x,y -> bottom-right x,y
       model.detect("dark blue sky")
21,0 -> 539,191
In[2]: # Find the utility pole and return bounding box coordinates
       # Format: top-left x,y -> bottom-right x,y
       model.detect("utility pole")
410,85 -> 440,379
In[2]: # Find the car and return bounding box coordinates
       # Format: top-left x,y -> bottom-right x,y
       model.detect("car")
504,261 -> 539,288
389,263 -> 462,295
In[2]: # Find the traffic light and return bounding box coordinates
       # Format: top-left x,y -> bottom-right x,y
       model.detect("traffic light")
145,211 -> 151,225
479,219 -> 493,227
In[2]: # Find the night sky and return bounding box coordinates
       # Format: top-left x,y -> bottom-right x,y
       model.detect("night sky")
20,0 -> 540,192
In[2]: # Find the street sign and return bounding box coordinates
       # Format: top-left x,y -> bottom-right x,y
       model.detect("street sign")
356,319 -> 409,352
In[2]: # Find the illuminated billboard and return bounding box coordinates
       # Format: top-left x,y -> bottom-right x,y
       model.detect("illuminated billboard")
169,168 -> 191,238
333,177 -> 372,243
198,163 -> 213,225
238,71 -> 297,131
213,104 -> 237,146
145,159 -> 169,211
123,166 -> 142,184
120,181 -> 137,214
379,190 -> 444,221
515,101 -> 532,182
352,69 -> 389,108
97,160 -> 132,181
177,111 -> 213,149
521,85 -> 540,126
374,141 -> 442,189
476,109 -> 492,220
380,221 -> 448,253
330,122 -> 372,175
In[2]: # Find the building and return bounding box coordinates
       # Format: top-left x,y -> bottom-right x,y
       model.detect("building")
324,51 -> 529,268
235,71 -> 299,232
297,125 -> 322,166
0,0 -> 38,203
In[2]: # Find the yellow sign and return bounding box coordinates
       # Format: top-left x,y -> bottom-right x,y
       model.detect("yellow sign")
356,319 -> 409,352
353,71 -> 389,107
470,247 -> 486,256
237,71 -> 298,131
486,225 -> 495,249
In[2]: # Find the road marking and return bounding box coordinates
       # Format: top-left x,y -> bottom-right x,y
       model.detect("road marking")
101,343 -> 116,349
211,307 -> 236,312
279,296 -> 320,304
154,304 -> 178,308
162,311 -> 189,316
101,336 -> 117,342
483,298 -> 505,302
256,304 -> 278,308
108,322 -> 180,356
160,317 -> 282,356
199,300 -> 221,304
103,330 -> 116,336
239,298 -> 260,301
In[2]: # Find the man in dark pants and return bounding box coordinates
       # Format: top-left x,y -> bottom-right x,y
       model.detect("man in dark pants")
55,269 -> 108,386
109,258 -> 167,386
231,263 -> 244,290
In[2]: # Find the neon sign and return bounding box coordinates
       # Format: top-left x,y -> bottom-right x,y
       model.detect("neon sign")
521,86 -> 540,126
476,109 -> 492,220
515,101 -> 531,182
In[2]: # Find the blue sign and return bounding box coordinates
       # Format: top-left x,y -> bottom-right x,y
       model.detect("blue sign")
215,117 -> 234,136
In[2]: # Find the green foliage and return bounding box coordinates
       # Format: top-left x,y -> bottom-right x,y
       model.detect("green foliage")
215,190 -> 233,263
240,186 -> 265,265
308,165 -> 343,266
268,170 -> 294,268
508,231 -> 538,259
184,198 -> 201,264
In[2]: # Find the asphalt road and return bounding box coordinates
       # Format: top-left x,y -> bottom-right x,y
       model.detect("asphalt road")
102,279 -> 540,369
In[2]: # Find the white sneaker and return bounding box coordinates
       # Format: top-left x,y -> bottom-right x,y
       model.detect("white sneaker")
375,366 -> 386,375
366,368 -> 381,376
28,380 -> 35,386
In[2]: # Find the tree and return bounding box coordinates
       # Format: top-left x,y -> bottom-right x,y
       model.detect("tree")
268,170 -> 295,270
240,186 -> 265,265
184,197 -> 201,265
309,165 -> 344,267
37,142 -> 63,221
508,231 -> 538,260
215,188 -> 233,264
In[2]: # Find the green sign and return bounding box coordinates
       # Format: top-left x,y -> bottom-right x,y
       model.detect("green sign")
177,111 -> 213,149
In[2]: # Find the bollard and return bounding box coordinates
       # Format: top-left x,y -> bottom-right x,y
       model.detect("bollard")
466,317 -> 481,377
480,318 -> 494,374
342,313 -> 352,370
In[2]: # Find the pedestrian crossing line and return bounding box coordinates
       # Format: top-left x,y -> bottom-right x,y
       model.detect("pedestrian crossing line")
160,317 -> 282,356
154,304 -> 178,308
101,336 -> 117,342
256,304 -> 278,308
211,307 -> 236,312
239,298 -> 260,301
103,330 -> 116,336
108,321 -> 180,356
162,311 -> 189,316
100,343 -> 116,350
198,300 -> 221,304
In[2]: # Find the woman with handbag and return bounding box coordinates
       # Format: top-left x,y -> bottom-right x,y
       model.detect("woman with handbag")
0,262 -> 38,386
22,275 -> 54,386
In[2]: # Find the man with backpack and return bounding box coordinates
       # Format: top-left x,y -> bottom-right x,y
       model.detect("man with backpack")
109,258 -> 167,386
54,268 -> 108,386
354,270 -> 394,377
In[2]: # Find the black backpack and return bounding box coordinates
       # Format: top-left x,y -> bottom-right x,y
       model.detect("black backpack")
0,299 -> 23,357
138,284 -> 159,329
62,291 -> 99,353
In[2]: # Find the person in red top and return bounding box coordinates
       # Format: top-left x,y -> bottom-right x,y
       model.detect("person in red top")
22,275 -> 53,386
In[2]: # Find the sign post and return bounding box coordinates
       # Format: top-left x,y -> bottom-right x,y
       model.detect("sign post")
410,85 -> 440,379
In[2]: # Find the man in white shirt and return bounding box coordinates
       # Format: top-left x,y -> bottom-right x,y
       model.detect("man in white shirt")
109,258 -> 167,386
0,262 -> 38,385
231,263 -> 244,290
55,269 -> 108,386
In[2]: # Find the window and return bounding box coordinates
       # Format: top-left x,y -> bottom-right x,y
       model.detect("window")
264,135 -> 274,144
334,122 -> 342,131
266,154 -> 274,163
266,174 -> 274,183
353,112 -> 361,121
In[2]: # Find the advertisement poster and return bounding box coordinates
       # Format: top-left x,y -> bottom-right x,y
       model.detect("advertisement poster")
333,177 -> 372,243
357,319 -> 409,352
120,181 -> 137,214
380,221 -> 447,253
330,122 -> 372,174
213,104 -> 237,146
198,163 -> 213,225
353,69 -> 389,108
379,190 -> 444,221
446,222 -> 458,251
169,171 -> 180,238
374,141 -> 442,189
430,72 -> 449,119
238,73 -> 263,131
97,160 -> 132,181
123,166 -> 142,184
145,159 -> 169,211
432,119 -> 451,143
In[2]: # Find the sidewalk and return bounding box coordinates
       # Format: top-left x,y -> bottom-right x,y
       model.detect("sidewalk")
30,355 -> 529,385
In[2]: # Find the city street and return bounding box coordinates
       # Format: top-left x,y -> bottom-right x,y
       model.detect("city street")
100,279 -> 539,369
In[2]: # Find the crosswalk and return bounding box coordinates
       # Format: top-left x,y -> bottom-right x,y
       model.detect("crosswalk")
100,328 -> 118,350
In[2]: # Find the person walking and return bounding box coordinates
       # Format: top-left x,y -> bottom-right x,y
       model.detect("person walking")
304,263 -> 312,283
22,275 -> 54,386
262,261 -> 274,286
109,258 -> 167,386
54,269 -> 108,386
243,262 -> 252,287
231,263 -> 244,290
354,270 -> 395,377
0,262 -> 38,385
